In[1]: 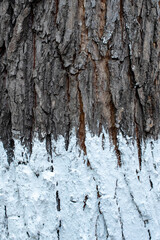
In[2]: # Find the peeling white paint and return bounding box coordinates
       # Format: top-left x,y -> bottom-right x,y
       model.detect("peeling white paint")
0,130 -> 160,240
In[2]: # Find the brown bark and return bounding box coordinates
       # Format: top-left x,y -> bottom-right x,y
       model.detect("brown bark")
0,0 -> 159,163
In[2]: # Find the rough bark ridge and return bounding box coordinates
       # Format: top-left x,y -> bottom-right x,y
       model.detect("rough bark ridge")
0,0 -> 159,162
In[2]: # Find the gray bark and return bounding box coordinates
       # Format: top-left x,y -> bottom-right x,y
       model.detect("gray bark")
0,0 -> 159,164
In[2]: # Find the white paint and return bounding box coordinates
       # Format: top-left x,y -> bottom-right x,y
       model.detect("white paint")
0,130 -> 160,240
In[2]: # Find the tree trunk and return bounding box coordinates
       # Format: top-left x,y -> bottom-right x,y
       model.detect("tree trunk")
0,0 -> 160,239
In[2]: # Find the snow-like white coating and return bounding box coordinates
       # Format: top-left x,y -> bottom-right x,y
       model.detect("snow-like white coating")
0,130 -> 160,240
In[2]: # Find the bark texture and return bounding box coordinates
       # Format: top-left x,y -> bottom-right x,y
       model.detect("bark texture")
0,0 -> 160,163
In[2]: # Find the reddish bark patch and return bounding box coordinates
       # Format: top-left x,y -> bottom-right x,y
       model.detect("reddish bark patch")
98,0 -> 107,38
93,61 -> 99,102
109,102 -> 121,167
78,0 -> 88,52
78,83 -> 87,155
105,58 -> 121,167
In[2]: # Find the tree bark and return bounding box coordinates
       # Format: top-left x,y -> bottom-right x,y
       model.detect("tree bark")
0,1 -> 160,239
0,0 -> 159,163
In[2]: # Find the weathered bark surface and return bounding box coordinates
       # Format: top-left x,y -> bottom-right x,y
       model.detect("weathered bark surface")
0,0 -> 160,162
1,2 -> 160,239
